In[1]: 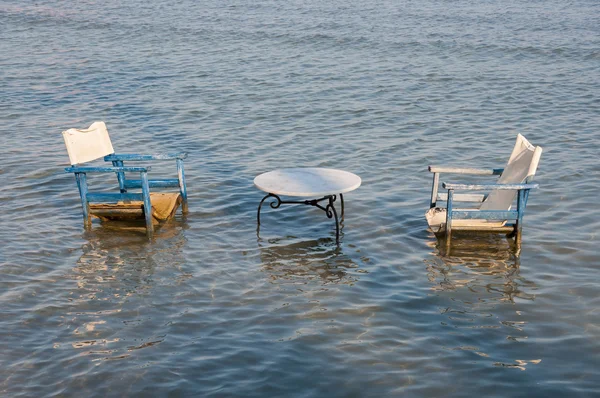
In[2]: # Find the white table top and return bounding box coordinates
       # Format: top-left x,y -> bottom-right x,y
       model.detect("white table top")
254,168 -> 361,197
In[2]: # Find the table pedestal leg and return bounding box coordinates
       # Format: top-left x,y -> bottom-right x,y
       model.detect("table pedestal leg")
326,195 -> 340,242
257,193 -> 342,243
257,193 -> 278,225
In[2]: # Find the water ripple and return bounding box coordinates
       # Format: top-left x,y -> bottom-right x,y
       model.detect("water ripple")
1,0 -> 600,396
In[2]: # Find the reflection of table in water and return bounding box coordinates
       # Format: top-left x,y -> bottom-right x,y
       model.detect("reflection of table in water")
254,168 -> 361,243
258,238 -> 360,286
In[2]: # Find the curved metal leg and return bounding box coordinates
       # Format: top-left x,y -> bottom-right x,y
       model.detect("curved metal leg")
326,196 -> 340,244
339,193 -> 344,219
257,193 -> 341,244
257,193 -> 282,225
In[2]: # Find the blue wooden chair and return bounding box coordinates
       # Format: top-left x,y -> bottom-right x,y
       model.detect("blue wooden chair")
62,121 -> 188,236
426,134 -> 543,252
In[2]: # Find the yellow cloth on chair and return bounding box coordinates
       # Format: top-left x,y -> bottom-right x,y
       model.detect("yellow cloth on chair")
89,193 -> 182,224
149,193 -> 182,221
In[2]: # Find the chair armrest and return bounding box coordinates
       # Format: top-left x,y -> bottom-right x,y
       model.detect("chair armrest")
104,153 -> 187,161
429,166 -> 504,175
442,182 -> 539,190
65,166 -> 151,173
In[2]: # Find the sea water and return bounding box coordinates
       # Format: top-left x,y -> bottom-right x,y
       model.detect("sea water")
1,0 -> 599,396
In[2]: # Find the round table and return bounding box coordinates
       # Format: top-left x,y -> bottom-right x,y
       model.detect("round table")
254,168 -> 361,243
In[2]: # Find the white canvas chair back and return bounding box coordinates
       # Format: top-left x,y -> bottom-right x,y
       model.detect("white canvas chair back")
479,134 -> 543,211
62,121 -> 114,165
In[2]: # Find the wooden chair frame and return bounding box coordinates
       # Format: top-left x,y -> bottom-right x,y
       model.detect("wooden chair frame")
65,153 -> 188,237
104,152 -> 188,214
428,166 -> 539,252
63,122 -> 188,237
66,165 -> 154,233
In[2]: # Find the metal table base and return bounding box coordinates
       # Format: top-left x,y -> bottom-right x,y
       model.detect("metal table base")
257,193 -> 344,243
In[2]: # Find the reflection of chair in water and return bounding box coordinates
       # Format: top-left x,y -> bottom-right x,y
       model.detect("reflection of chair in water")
67,223 -> 187,359
258,238 -> 361,286
73,222 -> 188,299
62,121 -> 188,236
424,237 -> 536,304
426,134 -> 542,254
424,238 -> 539,369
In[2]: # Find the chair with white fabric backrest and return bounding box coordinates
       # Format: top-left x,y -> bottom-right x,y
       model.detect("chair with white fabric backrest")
63,121 -> 115,165
62,121 -> 188,236
426,134 -> 543,253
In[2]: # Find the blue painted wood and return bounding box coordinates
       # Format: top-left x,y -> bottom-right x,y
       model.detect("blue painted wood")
104,153 -> 187,161
177,158 -> 188,213
104,152 -> 188,215
141,171 -> 154,236
516,189 -> 525,246
75,173 -> 91,227
451,210 -> 519,220
65,166 -> 150,173
124,179 -> 179,189
523,176 -> 533,209
446,189 -> 454,251
442,182 -> 539,190
430,172 -> 439,208
66,144 -> 187,236
111,159 -> 127,193
429,166 -> 504,175
86,193 -> 145,203
67,148 -> 188,235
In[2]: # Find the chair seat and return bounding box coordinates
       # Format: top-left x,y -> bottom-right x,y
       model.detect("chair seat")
425,207 -> 511,233
90,193 -> 182,224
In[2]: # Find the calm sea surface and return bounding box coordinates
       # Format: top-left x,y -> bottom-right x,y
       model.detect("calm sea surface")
1,0 -> 599,396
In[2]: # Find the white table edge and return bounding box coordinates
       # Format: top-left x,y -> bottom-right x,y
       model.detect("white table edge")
253,179 -> 361,197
